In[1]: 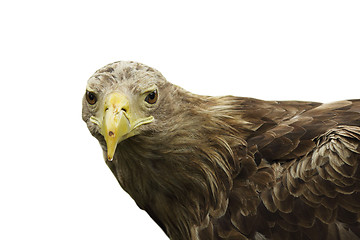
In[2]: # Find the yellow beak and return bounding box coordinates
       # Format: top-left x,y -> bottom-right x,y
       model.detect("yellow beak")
90,92 -> 154,161
102,93 -> 131,161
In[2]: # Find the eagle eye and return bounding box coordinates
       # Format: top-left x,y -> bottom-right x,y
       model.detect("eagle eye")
145,90 -> 158,104
86,91 -> 97,105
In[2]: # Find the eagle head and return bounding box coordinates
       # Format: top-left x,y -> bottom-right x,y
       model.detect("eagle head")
82,61 -> 174,161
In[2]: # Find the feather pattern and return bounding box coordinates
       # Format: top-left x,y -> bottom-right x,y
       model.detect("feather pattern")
82,61 -> 360,240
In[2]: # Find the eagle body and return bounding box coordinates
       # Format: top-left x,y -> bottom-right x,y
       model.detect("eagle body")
82,61 -> 360,240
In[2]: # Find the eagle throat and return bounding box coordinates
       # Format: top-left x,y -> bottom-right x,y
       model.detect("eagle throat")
106,96 -> 254,239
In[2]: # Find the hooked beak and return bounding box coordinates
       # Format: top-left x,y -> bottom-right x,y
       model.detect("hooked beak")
91,92 -> 154,161
102,93 -> 131,161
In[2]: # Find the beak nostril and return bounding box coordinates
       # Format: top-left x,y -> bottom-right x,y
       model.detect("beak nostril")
121,108 -> 127,112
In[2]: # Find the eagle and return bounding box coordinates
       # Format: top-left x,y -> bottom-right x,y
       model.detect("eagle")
82,61 -> 360,240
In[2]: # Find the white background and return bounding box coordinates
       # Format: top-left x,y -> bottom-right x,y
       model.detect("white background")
1,1 -> 359,239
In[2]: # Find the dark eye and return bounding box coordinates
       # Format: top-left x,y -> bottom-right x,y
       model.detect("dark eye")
86,91 -> 97,105
145,90 -> 158,104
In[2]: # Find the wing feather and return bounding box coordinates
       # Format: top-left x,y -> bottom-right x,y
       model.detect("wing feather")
223,125 -> 360,239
